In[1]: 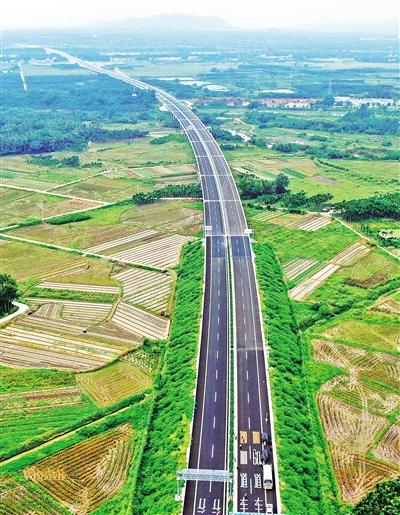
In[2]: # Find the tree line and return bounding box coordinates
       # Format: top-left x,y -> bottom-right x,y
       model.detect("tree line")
245,105 -> 399,136
334,192 -> 400,221
255,243 -> 336,513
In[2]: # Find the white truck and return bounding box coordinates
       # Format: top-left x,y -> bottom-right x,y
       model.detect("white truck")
263,463 -> 273,490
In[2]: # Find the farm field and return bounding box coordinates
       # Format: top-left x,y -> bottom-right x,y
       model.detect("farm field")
288,241 -> 372,300
109,234 -> 192,269
0,187 -> 103,227
0,475 -> 65,514
230,156 -> 399,201
87,137 -> 193,167
0,240 -> 88,281
322,319 -> 399,352
24,424 -> 134,513
53,164 -> 198,202
371,291 -> 400,314
114,267 -> 173,313
112,302 -> 170,339
311,293 -> 400,504
249,216 -> 358,263
1,389 -> 98,458
283,257 -> 319,281
0,153 -> 103,189
9,200 -> 202,250
77,360 -> 153,406
252,210 -> 331,231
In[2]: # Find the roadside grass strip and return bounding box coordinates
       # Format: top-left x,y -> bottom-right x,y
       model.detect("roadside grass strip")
290,214 -> 332,232
289,263 -> 340,301
114,267 -> 173,313
76,361 -> 153,407
24,424 -> 134,514
329,242 -> 371,266
36,281 -> 119,295
283,257 -> 319,281
112,302 -> 170,340
110,234 -> 193,269
84,229 -> 158,254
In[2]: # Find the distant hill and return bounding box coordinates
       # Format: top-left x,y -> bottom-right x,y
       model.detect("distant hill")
89,13 -> 235,32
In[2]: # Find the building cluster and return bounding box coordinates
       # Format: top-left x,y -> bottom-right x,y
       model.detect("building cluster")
334,96 -> 399,108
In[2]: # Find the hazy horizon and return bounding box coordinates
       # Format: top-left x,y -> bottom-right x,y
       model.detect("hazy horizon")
2,0 -> 398,32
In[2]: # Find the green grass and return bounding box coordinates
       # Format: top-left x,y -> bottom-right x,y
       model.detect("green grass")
135,241 -> 204,515
251,219 -> 358,262
0,367 -> 76,394
1,397 -> 98,460
0,474 -> 67,514
28,288 -> 119,304
0,240 -> 86,281
322,319 -> 399,352
255,242 -> 340,514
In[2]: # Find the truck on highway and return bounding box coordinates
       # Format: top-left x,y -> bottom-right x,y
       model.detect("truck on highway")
263,463 -> 273,490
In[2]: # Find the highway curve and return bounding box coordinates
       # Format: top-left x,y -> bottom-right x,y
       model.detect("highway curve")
46,48 -> 280,515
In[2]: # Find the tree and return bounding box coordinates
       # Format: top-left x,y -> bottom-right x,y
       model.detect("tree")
0,274 -> 18,315
275,173 -> 289,194
353,478 -> 400,515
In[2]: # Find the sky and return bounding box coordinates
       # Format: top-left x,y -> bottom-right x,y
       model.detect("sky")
2,0 -> 398,30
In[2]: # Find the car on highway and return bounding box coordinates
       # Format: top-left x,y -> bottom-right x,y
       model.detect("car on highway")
261,449 -> 269,463
263,463 -> 273,489
262,432 -> 271,444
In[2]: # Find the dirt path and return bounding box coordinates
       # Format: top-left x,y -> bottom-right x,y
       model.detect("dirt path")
332,216 -> 399,262
0,183 -> 109,206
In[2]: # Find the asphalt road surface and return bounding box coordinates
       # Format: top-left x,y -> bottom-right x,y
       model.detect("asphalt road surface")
45,49 -> 280,515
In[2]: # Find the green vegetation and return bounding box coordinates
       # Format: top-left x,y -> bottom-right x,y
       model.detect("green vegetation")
0,395 -> 150,473
335,192 -> 400,221
135,242 -> 204,514
1,70 -> 157,155
47,212 -> 92,225
150,133 -> 187,145
27,154 -> 81,167
0,367 -> 75,394
255,242 -> 339,514
0,274 -> 18,315
246,105 -> 399,137
132,183 -> 202,204
251,218 -> 357,262
352,478 -> 400,515
1,399 -> 99,460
